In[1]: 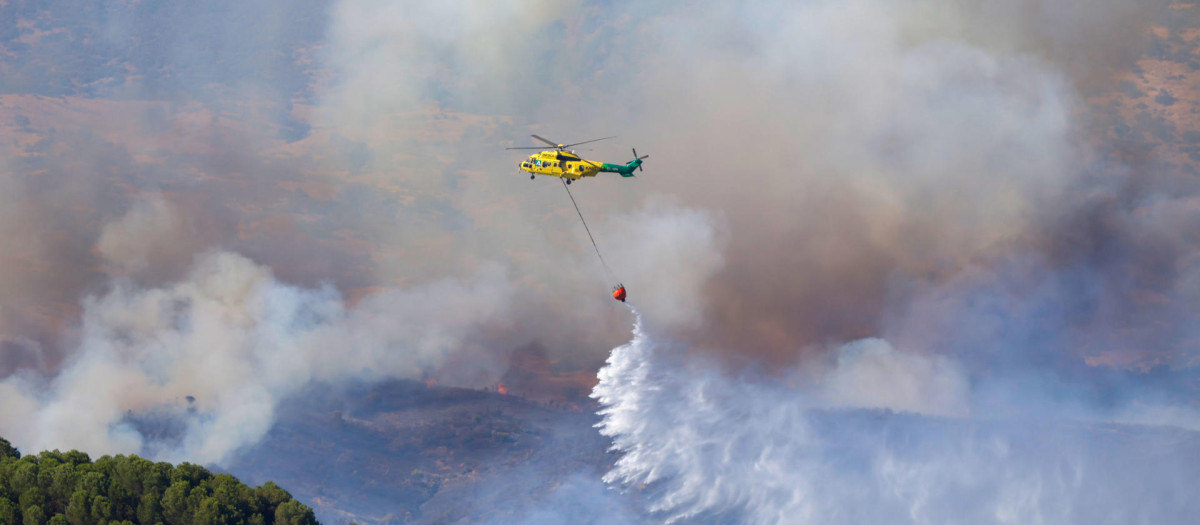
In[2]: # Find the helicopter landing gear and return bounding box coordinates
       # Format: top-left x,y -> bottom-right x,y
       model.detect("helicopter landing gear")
565,178 -> 572,185
530,174 -> 535,180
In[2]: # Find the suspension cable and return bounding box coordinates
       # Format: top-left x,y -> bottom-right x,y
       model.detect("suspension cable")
561,178 -> 617,282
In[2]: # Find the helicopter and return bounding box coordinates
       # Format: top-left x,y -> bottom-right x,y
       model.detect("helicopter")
507,135 -> 648,183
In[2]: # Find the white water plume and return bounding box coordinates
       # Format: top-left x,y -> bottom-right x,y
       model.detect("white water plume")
593,307 -> 1200,524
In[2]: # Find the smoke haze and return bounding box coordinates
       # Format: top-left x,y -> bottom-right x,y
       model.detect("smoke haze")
0,0 -> 1198,522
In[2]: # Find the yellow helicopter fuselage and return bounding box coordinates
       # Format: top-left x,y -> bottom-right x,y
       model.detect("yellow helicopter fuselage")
520,150 -> 599,180
519,150 -> 641,180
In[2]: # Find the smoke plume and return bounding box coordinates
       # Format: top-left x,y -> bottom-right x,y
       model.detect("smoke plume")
0,245 -> 514,464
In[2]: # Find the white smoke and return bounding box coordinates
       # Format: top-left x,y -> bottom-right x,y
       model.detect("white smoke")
95,193 -> 184,276
0,250 -> 513,465
823,338 -> 969,417
322,0 -> 583,134
0,192 -> 729,467
602,196 -> 727,330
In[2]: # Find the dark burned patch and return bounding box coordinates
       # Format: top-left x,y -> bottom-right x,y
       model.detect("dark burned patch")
225,380 -> 614,524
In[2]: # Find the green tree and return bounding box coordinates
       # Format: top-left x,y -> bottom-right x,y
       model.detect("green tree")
256,481 -> 291,509
47,465 -> 79,506
89,495 -> 113,523
19,487 -> 47,514
161,481 -> 190,525
274,499 -> 317,525
111,455 -> 148,496
210,473 -> 248,510
77,472 -> 107,498
169,463 -> 210,486
1,437 -> 21,459
11,461 -> 39,496
193,497 -> 228,525
136,492 -> 162,524
34,462 -> 56,502
0,498 -> 18,524
0,434 -> 321,525
146,462 -> 172,491
38,451 -> 64,466
60,451 -> 89,467
23,504 -> 45,525
64,490 -> 89,525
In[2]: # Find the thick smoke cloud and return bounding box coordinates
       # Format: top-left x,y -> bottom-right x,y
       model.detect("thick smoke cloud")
0,187 -> 712,466
0,0 -> 623,462
3,0 -> 1186,385
0,242 -> 514,464
304,0 -> 1195,378
499,0 -> 1200,414
0,144 -> 527,463
611,2 -> 1087,360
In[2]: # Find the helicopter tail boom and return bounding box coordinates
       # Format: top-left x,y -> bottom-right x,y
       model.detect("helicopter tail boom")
597,161 -> 638,176
599,149 -> 648,177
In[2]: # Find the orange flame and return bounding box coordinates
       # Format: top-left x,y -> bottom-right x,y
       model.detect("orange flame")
425,378 -> 437,388
497,382 -> 508,395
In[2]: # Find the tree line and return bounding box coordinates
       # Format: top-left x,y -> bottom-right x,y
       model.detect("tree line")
0,436 -> 319,525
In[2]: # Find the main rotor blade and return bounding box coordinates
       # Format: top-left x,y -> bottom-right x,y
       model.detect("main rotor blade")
506,146 -> 550,150
565,136 -> 616,148
531,134 -> 560,147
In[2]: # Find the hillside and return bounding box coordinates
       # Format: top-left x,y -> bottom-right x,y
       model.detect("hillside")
221,380 -> 1200,525
226,380 -> 616,524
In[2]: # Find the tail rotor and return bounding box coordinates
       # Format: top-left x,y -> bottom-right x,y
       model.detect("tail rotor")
632,148 -> 649,173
